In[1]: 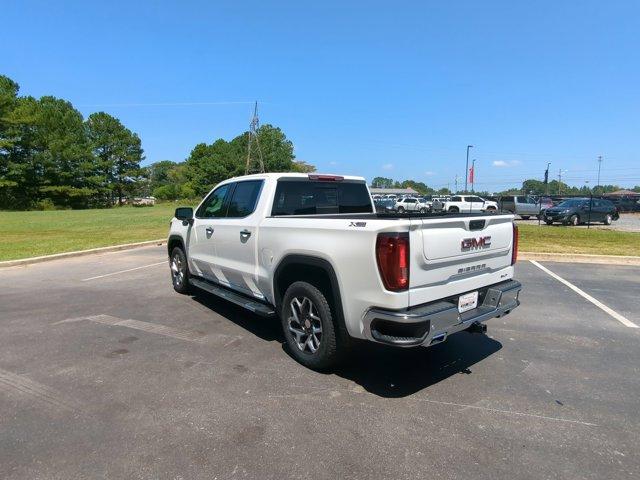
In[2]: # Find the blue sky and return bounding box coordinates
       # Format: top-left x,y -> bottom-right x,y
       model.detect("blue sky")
2,0 -> 639,191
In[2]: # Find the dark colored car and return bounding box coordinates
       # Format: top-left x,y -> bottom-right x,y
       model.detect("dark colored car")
374,198 -> 396,213
543,198 -> 619,226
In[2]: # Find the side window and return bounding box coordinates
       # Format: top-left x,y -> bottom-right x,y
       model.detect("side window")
196,184 -> 232,218
227,180 -> 263,218
516,196 -> 527,203
451,196 -> 461,202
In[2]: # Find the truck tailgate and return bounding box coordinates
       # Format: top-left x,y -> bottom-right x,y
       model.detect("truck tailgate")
408,214 -> 515,306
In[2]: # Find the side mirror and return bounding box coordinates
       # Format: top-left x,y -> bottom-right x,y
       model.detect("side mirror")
175,207 -> 194,222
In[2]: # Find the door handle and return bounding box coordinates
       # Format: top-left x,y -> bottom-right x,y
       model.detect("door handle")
240,229 -> 251,240
205,227 -> 214,237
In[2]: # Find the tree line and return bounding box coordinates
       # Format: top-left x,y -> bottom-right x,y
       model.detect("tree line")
0,74 -> 313,210
372,176 -> 640,197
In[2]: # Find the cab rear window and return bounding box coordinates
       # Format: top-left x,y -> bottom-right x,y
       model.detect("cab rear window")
271,180 -> 373,215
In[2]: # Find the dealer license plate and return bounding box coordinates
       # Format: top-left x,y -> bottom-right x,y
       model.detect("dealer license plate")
458,291 -> 479,313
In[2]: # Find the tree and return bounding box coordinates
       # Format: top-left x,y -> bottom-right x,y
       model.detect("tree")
371,177 -> 394,188
291,160 -> 316,173
182,123 -> 308,196
400,180 -> 435,195
86,112 -> 144,205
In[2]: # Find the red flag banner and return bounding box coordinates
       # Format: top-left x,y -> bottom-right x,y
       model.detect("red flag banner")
468,166 -> 474,184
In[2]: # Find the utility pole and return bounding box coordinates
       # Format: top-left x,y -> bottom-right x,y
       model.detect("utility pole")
454,174 -> 458,193
596,156 -> 603,193
558,169 -> 563,195
465,145 -> 473,193
245,101 -> 265,175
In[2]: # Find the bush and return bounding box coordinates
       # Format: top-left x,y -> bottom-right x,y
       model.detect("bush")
34,199 -> 57,211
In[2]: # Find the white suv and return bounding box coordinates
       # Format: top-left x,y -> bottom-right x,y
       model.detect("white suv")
395,197 -> 428,213
444,195 -> 499,213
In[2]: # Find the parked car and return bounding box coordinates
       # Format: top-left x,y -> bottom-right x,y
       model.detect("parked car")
395,197 -> 429,213
543,198 -> 619,226
537,197 -> 554,213
374,197 -> 396,213
607,196 -> 640,213
444,195 -> 499,213
168,173 -> 521,370
498,195 -> 540,219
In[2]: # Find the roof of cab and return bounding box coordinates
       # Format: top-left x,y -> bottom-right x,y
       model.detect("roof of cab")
226,172 -> 367,182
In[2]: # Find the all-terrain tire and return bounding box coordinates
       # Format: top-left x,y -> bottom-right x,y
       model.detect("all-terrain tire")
170,247 -> 191,294
281,281 -> 347,371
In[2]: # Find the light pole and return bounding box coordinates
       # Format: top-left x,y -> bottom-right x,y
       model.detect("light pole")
465,145 -> 473,193
597,156 -> 602,194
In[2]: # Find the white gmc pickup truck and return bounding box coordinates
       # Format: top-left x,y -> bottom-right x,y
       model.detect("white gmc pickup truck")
168,173 -> 521,370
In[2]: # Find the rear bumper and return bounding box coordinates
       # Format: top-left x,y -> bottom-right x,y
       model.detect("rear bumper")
362,280 -> 521,347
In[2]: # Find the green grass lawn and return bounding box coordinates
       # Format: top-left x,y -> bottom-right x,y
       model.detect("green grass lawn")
1,206 -> 639,261
519,224 -> 640,256
0,203 -> 183,261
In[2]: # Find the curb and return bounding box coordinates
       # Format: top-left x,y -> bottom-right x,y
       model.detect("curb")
519,251 -> 640,266
0,239 -> 166,268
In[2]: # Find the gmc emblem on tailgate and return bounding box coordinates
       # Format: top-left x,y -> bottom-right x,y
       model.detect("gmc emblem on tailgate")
461,236 -> 491,251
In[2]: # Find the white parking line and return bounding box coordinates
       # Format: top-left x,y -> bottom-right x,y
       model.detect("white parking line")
81,261 -> 166,281
530,260 -> 639,329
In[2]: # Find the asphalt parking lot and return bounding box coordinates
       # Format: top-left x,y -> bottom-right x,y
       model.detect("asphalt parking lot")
1,246 -> 639,479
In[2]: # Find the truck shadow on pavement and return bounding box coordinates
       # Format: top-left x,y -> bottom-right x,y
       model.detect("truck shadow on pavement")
334,333 -> 502,397
191,293 -> 502,398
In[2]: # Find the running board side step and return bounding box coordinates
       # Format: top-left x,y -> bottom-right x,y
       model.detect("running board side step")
189,277 -> 276,317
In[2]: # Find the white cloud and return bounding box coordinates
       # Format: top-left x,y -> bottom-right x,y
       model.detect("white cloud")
329,161 -> 339,166
382,163 -> 394,171
424,171 -> 436,176
492,160 -> 522,168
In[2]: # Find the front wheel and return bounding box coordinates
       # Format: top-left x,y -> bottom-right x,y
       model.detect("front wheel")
281,281 -> 344,371
448,206 -> 459,213
397,206 -> 405,213
419,207 -> 427,214
170,247 -> 191,294
521,215 -> 530,220
545,220 -> 554,225
569,214 -> 579,226
604,214 -> 612,225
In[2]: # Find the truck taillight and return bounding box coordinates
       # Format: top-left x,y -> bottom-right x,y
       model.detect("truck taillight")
512,223 -> 519,265
376,233 -> 410,291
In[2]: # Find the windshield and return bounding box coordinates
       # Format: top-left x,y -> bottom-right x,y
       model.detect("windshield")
556,199 -> 587,208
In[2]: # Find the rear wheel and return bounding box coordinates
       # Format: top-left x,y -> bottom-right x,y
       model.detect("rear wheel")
397,206 -> 405,213
569,214 -> 579,226
170,247 -> 191,294
281,281 -> 344,371
604,213 -> 612,225
448,206 -> 459,213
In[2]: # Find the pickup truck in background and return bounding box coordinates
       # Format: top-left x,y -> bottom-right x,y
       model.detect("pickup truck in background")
168,173 -> 521,370
444,195 -> 499,213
